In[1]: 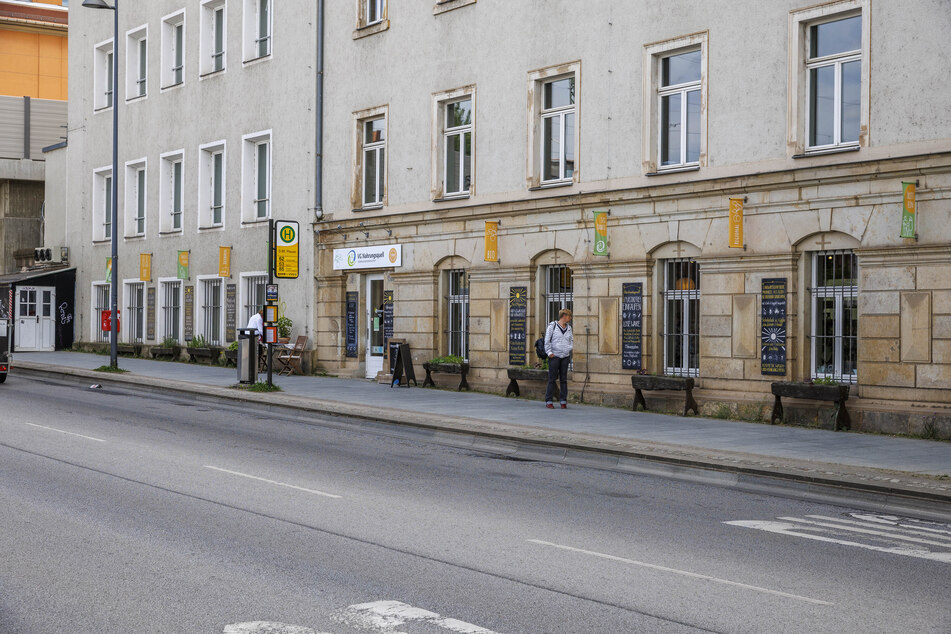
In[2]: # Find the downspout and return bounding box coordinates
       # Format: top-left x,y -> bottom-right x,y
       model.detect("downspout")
314,0 -> 324,222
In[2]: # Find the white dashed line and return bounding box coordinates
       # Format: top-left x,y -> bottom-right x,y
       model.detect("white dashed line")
528,539 -> 834,606
26,423 -> 106,443
204,465 -> 342,499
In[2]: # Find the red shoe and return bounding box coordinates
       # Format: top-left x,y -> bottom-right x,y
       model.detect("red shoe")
560,403 -> 567,409
546,403 -> 554,409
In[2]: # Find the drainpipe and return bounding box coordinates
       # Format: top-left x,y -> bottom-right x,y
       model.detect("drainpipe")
314,0 -> 324,222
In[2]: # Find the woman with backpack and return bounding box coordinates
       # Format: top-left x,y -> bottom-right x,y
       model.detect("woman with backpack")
544,308 -> 573,409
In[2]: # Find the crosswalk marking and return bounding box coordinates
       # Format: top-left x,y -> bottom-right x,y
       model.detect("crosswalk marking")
725,512 -> 951,564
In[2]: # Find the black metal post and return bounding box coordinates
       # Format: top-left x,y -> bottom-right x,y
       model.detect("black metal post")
267,218 -> 274,387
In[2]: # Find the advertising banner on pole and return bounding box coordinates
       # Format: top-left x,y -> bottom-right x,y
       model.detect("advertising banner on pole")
139,253 -> 151,282
177,251 -> 189,280
901,181 -> 917,239
729,198 -> 744,248
106,257 -> 112,283
593,211 -> 608,256
218,246 -> 231,278
485,221 -> 499,262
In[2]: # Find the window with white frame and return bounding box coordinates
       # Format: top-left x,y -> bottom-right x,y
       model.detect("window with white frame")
94,39 -> 114,110
92,283 -> 110,343
444,97 -> 472,197
200,277 -> 223,345
355,0 -> 388,34
92,167 -> 113,242
242,131 -> 270,221
642,32 -> 707,174
160,151 -> 184,233
243,0 -> 271,61
161,11 -> 185,88
663,259 -> 700,377
125,158 -> 147,237
811,250 -> 858,382
242,274 -> 266,326
447,269 -> 469,360
366,0 -> 384,25
199,141 -> 226,228
125,26 -> 147,99
160,279 -> 182,342
124,281 -> 145,344
200,0 -> 226,75
659,49 -> 701,168
789,1 -> 869,155
545,264 -> 573,325
807,15 -> 861,149
541,76 -> 575,184
362,117 -> 385,207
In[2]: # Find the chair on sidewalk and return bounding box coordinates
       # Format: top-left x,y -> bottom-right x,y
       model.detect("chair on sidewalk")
276,335 -> 308,376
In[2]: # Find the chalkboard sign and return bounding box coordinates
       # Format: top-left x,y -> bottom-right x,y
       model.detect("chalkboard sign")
621,282 -> 643,370
383,289 -> 394,351
146,286 -> 156,341
183,285 -> 194,341
761,278 -> 787,376
345,291 -> 358,357
508,286 -> 527,366
225,284 -> 236,343
390,342 -> 417,387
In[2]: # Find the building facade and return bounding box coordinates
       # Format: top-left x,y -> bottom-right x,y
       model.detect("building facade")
314,0 -> 951,433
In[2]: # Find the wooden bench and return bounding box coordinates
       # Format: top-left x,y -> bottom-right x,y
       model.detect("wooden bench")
770,381 -> 851,430
505,367 -> 553,398
631,375 -> 699,416
422,361 -> 470,391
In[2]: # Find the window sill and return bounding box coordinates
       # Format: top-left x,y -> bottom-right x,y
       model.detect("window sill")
646,165 -> 700,177
92,238 -> 111,245
93,105 -> 113,114
434,0 -> 476,15
159,229 -> 183,236
200,68 -> 226,79
198,224 -> 225,231
433,193 -> 470,203
242,53 -> 271,66
529,180 -> 573,192
241,218 -> 270,226
160,81 -> 184,92
353,204 -> 384,212
353,20 -> 390,40
125,94 -> 147,103
793,145 -> 860,159
124,234 -> 146,241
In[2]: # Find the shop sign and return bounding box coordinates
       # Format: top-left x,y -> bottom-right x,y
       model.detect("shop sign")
333,244 -> 402,270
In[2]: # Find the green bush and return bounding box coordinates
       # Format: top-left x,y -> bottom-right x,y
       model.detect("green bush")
429,355 -> 465,364
188,335 -> 209,348
160,337 -> 178,348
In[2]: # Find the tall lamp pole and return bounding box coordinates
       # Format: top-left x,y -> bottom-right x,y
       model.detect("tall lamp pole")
83,0 -> 119,369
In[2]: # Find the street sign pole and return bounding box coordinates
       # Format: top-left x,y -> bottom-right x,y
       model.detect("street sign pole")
267,219 -> 274,387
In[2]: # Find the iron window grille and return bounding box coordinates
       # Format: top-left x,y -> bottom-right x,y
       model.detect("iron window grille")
94,284 -> 110,343
202,278 -> 222,345
810,250 -> 857,383
243,275 -> 266,325
447,269 -> 469,360
663,258 -> 700,377
128,282 -> 144,343
162,281 -> 182,342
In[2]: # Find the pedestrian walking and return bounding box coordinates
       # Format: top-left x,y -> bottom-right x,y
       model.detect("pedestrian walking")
544,308 -> 573,409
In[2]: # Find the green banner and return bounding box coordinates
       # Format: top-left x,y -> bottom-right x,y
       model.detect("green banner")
901,181 -> 916,239
593,211 -> 608,256
177,251 -> 189,280
105,257 -> 112,283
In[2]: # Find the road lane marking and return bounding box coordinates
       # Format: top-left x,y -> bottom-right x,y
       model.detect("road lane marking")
332,601 -> 498,633
800,515 -> 951,544
224,623 -> 328,634
725,520 -> 951,564
204,466 -> 342,499
838,513 -> 951,538
527,539 -> 833,606
25,423 -> 106,443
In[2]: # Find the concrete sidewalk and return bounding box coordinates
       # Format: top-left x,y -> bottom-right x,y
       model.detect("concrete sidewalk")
11,351 -> 951,515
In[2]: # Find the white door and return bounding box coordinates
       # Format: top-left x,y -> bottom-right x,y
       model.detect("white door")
365,274 -> 384,378
16,286 -> 55,351
39,288 -> 56,349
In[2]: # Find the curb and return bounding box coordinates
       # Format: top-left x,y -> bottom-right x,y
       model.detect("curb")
15,362 -> 951,522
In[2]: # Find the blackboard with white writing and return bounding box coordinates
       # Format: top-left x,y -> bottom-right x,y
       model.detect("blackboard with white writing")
621,282 -> 643,370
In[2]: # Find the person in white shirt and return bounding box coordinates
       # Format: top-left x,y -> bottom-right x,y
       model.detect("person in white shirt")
247,307 -> 264,341
544,308 -> 574,409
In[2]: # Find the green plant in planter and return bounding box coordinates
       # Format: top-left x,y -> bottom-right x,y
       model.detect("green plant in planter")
160,337 -> 178,348
227,341 -> 239,351
276,316 -> 293,339
188,335 -> 209,348
429,355 -> 465,365
811,377 -> 840,385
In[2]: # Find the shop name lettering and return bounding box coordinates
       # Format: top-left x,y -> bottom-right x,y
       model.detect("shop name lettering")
356,251 -> 385,261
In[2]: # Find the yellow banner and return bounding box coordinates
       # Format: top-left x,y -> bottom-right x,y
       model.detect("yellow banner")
729,198 -> 744,248
485,221 -> 499,262
139,253 -> 151,282
218,246 -> 231,278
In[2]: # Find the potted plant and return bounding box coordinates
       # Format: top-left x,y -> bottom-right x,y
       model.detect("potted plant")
276,315 -> 293,344
151,337 -> 181,360
185,334 -> 220,364
422,355 -> 470,391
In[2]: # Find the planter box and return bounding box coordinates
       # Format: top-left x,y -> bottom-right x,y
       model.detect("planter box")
116,343 -> 141,357
631,374 -> 698,416
186,347 -> 221,364
770,381 -> 851,430
223,349 -> 238,366
150,346 -> 181,360
506,367 -> 548,398
422,362 -> 470,391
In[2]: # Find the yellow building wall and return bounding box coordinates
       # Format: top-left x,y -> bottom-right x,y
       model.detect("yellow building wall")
0,27 -> 68,100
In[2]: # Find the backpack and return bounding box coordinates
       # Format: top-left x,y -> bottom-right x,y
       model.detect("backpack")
534,336 -> 547,360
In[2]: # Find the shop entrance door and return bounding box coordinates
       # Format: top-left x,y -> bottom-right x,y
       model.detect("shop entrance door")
16,286 -> 55,351
365,274 -> 384,378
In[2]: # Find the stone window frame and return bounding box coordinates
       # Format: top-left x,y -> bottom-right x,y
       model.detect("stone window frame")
788,0 -> 870,157
434,0 -> 476,16
526,61 -> 581,190
809,250 -> 859,383
641,31 -> 708,176
352,105 -> 388,210
197,275 -> 224,346
431,85 -> 476,201
354,0 -> 389,39
158,277 -> 183,343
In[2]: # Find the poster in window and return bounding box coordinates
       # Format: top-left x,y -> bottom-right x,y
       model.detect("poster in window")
621,282 -> 642,370
346,291 -> 358,357
508,286 -> 527,366
761,278 -> 787,376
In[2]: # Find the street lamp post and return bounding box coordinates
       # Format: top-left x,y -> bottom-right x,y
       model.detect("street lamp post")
83,0 -> 119,369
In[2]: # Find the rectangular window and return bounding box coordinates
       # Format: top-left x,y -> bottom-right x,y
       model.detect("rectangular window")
367,0 -> 384,25
93,283 -> 110,343
244,0 -> 272,60
363,117 -> 385,207
94,39 -> 114,110
125,281 -> 145,344
807,15 -> 861,149
214,7 -> 225,70
125,27 -> 147,100
444,98 -> 472,196
125,159 -> 147,237
201,278 -> 223,345
243,274 -> 266,325
545,264 -> 574,324
811,250 -> 858,382
93,168 -> 113,241
162,11 -> 186,88
541,77 -> 575,183
660,50 -> 701,168
199,141 -> 226,228
447,269 -> 469,360
201,0 -> 226,75
663,259 -> 700,377
161,280 -> 182,342
242,132 -> 270,222
161,151 -> 184,233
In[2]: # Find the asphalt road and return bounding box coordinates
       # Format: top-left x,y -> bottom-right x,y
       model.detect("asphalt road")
1,374 -> 949,633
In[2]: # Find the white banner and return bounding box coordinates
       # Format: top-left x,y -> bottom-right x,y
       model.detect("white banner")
333,244 -> 402,270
